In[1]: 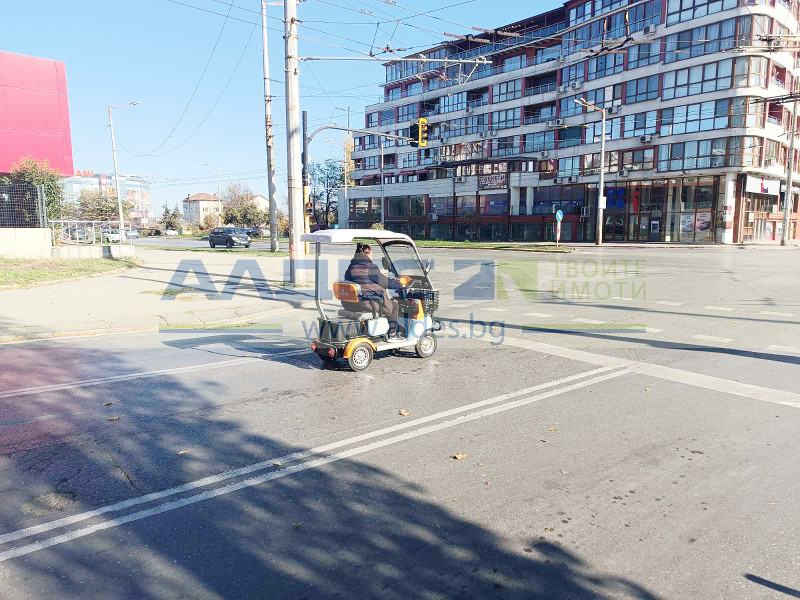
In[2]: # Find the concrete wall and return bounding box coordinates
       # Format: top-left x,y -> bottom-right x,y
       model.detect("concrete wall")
0,228 -> 52,259
51,245 -> 135,259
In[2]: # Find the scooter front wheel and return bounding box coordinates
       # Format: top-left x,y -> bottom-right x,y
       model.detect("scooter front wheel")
415,332 -> 437,358
348,343 -> 373,371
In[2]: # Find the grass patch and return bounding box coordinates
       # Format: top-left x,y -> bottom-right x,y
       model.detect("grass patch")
140,245 -> 289,257
0,257 -> 139,287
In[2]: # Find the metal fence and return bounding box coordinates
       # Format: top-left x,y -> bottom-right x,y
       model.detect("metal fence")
0,183 -> 47,228
49,219 -> 134,247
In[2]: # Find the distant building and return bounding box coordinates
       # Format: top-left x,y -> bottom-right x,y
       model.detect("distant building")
183,193 -> 221,225
61,171 -> 152,225
0,50 -> 73,176
242,194 -> 270,213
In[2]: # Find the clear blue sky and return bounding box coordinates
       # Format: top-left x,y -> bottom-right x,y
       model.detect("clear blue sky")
3,0 -> 558,215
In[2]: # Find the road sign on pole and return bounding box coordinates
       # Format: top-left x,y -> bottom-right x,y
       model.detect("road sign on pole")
556,221 -> 562,247
555,209 -> 564,222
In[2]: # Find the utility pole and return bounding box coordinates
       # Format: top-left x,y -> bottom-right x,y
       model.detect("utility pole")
302,110 -> 311,255
261,0 -> 279,252
284,0 -> 304,283
783,93 -> 798,246
108,102 -> 138,241
576,97 -> 606,245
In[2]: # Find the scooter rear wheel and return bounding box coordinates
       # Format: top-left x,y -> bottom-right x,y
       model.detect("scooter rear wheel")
348,343 -> 373,371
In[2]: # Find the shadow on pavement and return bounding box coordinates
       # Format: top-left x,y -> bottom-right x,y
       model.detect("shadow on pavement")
744,574 -> 800,598
0,341 -> 662,599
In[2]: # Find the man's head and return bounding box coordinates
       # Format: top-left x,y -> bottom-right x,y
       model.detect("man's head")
356,243 -> 372,259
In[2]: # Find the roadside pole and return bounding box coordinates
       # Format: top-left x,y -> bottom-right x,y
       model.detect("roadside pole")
283,0 -> 304,283
108,106 -> 127,243
783,92 -> 798,246
261,0 -> 279,252
302,110 -> 311,255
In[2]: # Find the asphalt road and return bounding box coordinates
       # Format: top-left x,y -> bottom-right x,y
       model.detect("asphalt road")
0,246 -> 799,599
133,236 -> 286,251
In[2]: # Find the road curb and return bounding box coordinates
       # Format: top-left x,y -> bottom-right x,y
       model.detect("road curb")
0,301 -> 316,345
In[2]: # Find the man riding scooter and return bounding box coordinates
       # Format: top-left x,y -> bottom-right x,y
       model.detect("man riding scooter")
343,243 -> 405,340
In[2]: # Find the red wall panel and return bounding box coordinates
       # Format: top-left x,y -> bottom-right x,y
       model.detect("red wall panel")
0,51 -> 74,176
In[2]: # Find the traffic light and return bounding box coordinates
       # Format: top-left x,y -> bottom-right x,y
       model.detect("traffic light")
305,201 -> 314,215
418,117 -> 429,148
409,122 -> 419,147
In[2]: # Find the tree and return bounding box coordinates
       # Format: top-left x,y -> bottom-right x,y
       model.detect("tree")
74,189 -> 132,221
276,209 -> 289,237
221,180 -> 268,226
201,213 -> 217,231
310,159 -> 343,228
4,157 -> 65,219
159,202 -> 181,230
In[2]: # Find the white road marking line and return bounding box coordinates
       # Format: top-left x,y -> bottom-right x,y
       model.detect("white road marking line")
612,296 -> 633,301
767,345 -> 800,355
761,311 -> 795,317
0,368 -> 631,563
446,283 -> 459,286
483,308 -> 509,312
572,318 -> 605,325
0,365 -> 619,548
646,328 -> 664,333
525,312 -> 554,318
656,301 -> 683,306
489,335 -> 800,408
704,306 -> 734,312
448,304 -> 470,308
692,334 -> 733,344
0,349 -> 308,400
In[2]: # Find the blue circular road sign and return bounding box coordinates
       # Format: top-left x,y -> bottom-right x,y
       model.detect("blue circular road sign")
555,209 -> 564,222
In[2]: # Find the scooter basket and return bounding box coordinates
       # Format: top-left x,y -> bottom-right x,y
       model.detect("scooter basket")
421,289 -> 439,316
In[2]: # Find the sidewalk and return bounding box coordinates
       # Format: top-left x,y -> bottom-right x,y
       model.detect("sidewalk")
0,249 -> 314,342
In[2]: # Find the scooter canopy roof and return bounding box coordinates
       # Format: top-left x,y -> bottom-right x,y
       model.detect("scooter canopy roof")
301,229 -> 414,245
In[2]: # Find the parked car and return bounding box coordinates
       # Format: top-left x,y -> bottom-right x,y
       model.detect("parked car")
164,229 -> 179,236
65,227 -> 90,243
245,226 -> 262,238
209,227 -> 250,248
125,228 -> 140,239
103,228 -> 121,243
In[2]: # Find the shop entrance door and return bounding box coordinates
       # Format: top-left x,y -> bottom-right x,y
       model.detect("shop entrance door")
604,214 -> 625,241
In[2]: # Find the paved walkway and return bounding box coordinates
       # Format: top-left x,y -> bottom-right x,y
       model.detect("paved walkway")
0,249 -> 313,342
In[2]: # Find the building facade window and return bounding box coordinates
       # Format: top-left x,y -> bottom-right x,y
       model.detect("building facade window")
626,75 -> 659,103
558,156 -> 581,177
561,63 -> 585,84
440,92 -> 467,113
663,16 -> 750,64
524,131 -> 555,152
586,117 -> 622,143
666,0 -> 738,26
387,197 -> 407,218
466,114 -> 488,135
493,79 -> 522,103
622,148 -> 655,171
493,136 -> 521,157
623,110 -> 658,138
398,103 -> 419,122
401,152 -> 419,168
491,108 -> 521,130
589,53 -> 624,80
586,84 -> 623,108
627,43 -> 660,69
657,137 -> 730,170
569,0 -> 592,26
660,99 -> 731,136
662,59 -> 732,100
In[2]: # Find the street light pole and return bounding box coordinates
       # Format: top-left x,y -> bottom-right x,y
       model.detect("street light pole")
108,101 -> 138,241
284,0 -> 304,283
261,0 -> 279,252
783,94 -> 798,246
204,162 -> 221,226
326,137 -> 351,228
576,98 -> 606,245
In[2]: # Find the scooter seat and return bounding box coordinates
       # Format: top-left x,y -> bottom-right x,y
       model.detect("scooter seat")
338,309 -> 372,321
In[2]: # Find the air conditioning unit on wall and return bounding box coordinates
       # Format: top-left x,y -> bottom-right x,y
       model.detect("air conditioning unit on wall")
644,24 -> 657,35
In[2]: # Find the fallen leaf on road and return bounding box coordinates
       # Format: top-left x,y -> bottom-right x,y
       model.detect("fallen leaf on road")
102,402 -> 113,406
477,462 -> 484,467
535,508 -> 540,512
544,527 -> 553,532
484,480 -> 491,486
645,387 -> 652,392
452,453 -> 467,460
293,522 -> 303,530
398,409 -> 411,417
107,416 -> 120,422
178,450 -> 190,455
523,548 -> 533,553
549,427 -> 558,432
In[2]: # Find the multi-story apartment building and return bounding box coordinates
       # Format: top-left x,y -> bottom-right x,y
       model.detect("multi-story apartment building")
61,171 -> 152,225
345,0 -> 800,244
